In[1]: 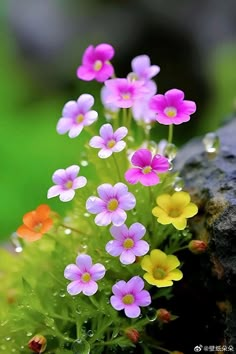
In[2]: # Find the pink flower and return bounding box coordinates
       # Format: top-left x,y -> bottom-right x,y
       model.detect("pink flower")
110,276 -> 151,318
89,124 -> 128,158
64,254 -> 106,296
149,89 -> 196,125
47,165 -> 87,202
125,149 -> 169,186
56,94 -> 98,138
106,223 -> 149,264
77,43 -> 115,82
131,55 -> 160,81
86,183 -> 136,226
104,78 -> 148,109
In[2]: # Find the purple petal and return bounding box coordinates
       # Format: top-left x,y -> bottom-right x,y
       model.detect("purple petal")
81,45 -> 95,65
67,280 -> 82,295
131,55 -> 150,76
124,304 -> 141,318
118,192 -> 136,210
110,295 -> 125,311
125,168 -> 142,184
99,123 -> 114,141
172,114 -> 191,124
111,209 -> 127,226
111,141 -> 126,153
95,44 -> 115,61
77,94 -> 94,112
120,250 -> 136,265
56,117 -> 73,135
110,224 -> 128,240
77,66 -> 95,81
139,171 -> 159,186
151,155 -> 169,172
52,169 -> 67,184
62,101 -> 78,117
98,148 -> 113,159
59,189 -> 75,202
132,240 -> 150,256
76,254 -> 92,272
113,183 -> 129,198
131,149 -> 152,168
113,126 -> 128,141
90,263 -> 106,280
147,65 -> 160,79
68,125 -> 83,138
86,197 -> 106,214
82,281 -> 98,296
47,185 -> 63,199
84,110 -> 98,126
165,89 -> 184,107
64,264 -> 82,281
72,176 -> 87,189
89,136 -> 105,149
97,183 -> 114,201
95,211 -> 112,226
95,64 -> 114,82
65,165 -> 80,179
106,240 -> 123,256
112,280 -> 127,297
129,222 -> 146,240
135,290 -> 152,307
126,276 -> 144,293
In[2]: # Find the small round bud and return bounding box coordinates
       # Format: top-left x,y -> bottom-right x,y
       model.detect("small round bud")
124,328 -> 140,343
156,308 -> 171,324
188,240 -> 207,254
28,334 -> 47,353
171,351 -> 184,354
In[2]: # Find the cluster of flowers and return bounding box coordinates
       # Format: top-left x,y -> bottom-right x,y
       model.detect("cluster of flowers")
17,43 -> 199,324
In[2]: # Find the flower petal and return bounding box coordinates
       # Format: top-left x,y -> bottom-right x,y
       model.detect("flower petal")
95,43 -> 115,61
112,280 -> 127,297
59,189 -> 75,202
62,100 -> 79,117
98,148 -> 113,159
151,155 -> 169,172
84,110 -> 98,125
90,263 -> 106,280
171,217 -> 187,230
110,295 -> 124,311
67,280 -> 82,295
89,136 -> 104,148
97,183 -> 114,201
106,240 -> 123,256
139,171 -> 159,186
118,193 -> 136,210
181,203 -> 198,218
131,149 -> 152,168
150,249 -> 167,267
56,118 -> 73,135
95,63 -> 114,82
124,304 -> 140,318
172,191 -> 191,208
156,194 -> 172,211
110,224 -> 127,240
68,124 -> 83,138
141,255 -> 153,272
64,264 -> 82,281
99,123 -> 114,140
47,185 -> 63,199
165,89 -> 184,107
82,281 -> 98,296
120,250 -> 136,264
126,276 -> 144,293
76,254 -> 92,272
165,255 -> 180,271
77,66 -> 95,81
113,126 -> 128,141
167,269 -> 183,281
52,169 -> 67,185
17,225 -> 41,242
65,165 -> 80,179
95,211 -> 112,226
86,197 -> 106,214
132,240 -> 149,256
77,94 -> 94,112
73,176 -> 87,189
125,168 -> 142,184
111,141 -> 126,153
135,290 -> 152,307
111,209 -> 127,226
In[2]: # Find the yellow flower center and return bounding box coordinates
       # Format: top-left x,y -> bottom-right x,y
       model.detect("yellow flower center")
107,139 -> 116,148
142,166 -> 152,174
82,272 -> 91,282
93,60 -> 103,71
153,267 -> 166,280
122,294 -> 134,305
164,106 -> 177,118
76,114 -> 84,123
107,198 -> 119,211
123,238 -> 134,249
121,93 -> 131,100
168,208 -> 182,218
65,180 -> 73,189
33,223 -> 42,233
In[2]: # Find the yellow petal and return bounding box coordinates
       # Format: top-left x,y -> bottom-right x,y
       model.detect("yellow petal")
182,203 -> 198,218
172,217 -> 187,230
165,255 -> 180,271
141,255 -> 153,272
166,269 -> 183,281
171,191 -> 190,209
143,273 -> 173,287
156,215 -> 172,225
156,194 -> 172,211
143,273 -> 158,285
150,249 -> 167,267
152,207 -> 167,218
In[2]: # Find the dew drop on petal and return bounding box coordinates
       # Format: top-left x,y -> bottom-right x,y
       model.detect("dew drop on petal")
72,339 -> 91,354
202,132 -> 220,154
173,176 -> 184,191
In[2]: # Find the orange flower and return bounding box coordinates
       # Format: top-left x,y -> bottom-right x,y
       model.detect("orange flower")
17,204 -> 53,242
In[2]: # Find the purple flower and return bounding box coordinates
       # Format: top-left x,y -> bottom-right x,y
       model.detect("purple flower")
86,183 -> 136,226
77,43 -> 115,82
131,55 -> 160,81
132,96 -> 157,124
106,223 -> 149,264
149,89 -> 197,125
47,165 -> 87,202
104,78 -> 148,109
56,94 -> 98,138
110,276 -> 151,318
64,254 -> 106,296
89,124 -> 128,158
125,149 -> 169,186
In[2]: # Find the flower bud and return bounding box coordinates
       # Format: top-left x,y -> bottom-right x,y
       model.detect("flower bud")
188,240 -> 207,254
28,334 -> 47,353
171,351 -> 184,354
156,308 -> 171,324
124,328 -> 140,343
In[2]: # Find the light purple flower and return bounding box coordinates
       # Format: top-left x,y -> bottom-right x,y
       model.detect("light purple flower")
110,276 -> 151,318
77,43 -> 115,82
149,89 -> 197,125
101,85 -> 120,114
132,96 -> 157,124
86,183 -> 136,226
106,223 -> 149,264
89,124 -> 128,158
47,165 -> 87,202
56,94 -> 98,138
104,78 -> 148,109
125,149 -> 169,186
131,55 -> 160,82
64,254 -> 106,296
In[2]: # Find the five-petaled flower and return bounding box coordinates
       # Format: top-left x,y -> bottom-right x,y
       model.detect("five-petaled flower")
110,276 -> 151,318
125,148 -> 169,186
77,43 -> 115,82
152,191 -> 198,230
106,222 -> 149,264
86,183 -> 136,226
149,89 -> 196,125
141,249 -> 183,287
17,204 -> 53,242
89,123 -> 128,158
47,165 -> 87,202
64,254 -> 106,296
56,94 -> 98,138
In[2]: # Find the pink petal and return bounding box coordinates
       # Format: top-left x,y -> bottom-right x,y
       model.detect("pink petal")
90,263 -> 106,281
95,44 -> 115,61
111,141 -> 126,153
125,168 -> 142,184
97,183 -> 114,201
86,196 -> 106,214
181,100 -> 196,115
118,193 -> 136,210
95,211 -> 112,226
84,110 -> 98,126
95,64 -> 114,82
77,66 -> 95,81
98,148 -> 113,159
126,276 -> 144,293
110,295 -> 125,310
155,114 -> 173,125
113,183 -> 128,198
120,250 -> 136,264
59,189 -> 75,202
89,136 -> 104,149
149,95 -> 167,112
65,165 -> 80,179
99,123 -> 114,140
47,185 -> 63,199
106,240 -> 123,256
72,176 -> 87,189
172,114 -> 191,124
110,224 -> 128,240
131,149 -> 152,168
129,222 -> 146,240
77,94 -> 95,112
112,280 -> 127,297
64,264 -> 82,281
124,304 -> 140,318
135,290 -> 152,307
82,45 -> 95,65
165,89 -> 184,107
132,240 -> 150,256
56,117 -> 73,135
76,254 -> 92,271
151,155 -> 169,172
67,280 -> 82,295
52,169 -> 67,184
68,124 -> 83,138
131,55 -> 150,74
139,171 -> 159,186
82,281 -> 98,296
111,209 -> 127,226
113,126 -> 128,141
62,101 -> 78,117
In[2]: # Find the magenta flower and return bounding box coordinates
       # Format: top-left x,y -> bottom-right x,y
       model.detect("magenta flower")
106,223 -> 149,264
149,89 -> 196,125
47,165 -> 87,202
77,43 -> 115,82
110,276 -> 151,318
125,149 -> 169,186
56,94 -> 98,138
86,183 -> 136,226
64,254 -> 106,296
131,55 -> 160,81
104,78 -> 148,109
89,124 -> 128,158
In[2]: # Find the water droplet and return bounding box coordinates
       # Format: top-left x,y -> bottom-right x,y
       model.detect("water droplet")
173,176 -> 184,191
202,132 -> 220,154
64,228 -> 72,235
168,162 -> 173,171
59,290 -> 66,298
12,349 -> 16,352
53,291 -> 58,297
81,160 -> 89,167
164,143 -> 178,161
44,317 -> 55,327
26,332 -> 32,337
87,330 -> 94,337
84,212 -> 90,218
72,339 -> 90,354
5,337 -> 11,341
145,307 -> 157,321
10,233 -> 23,253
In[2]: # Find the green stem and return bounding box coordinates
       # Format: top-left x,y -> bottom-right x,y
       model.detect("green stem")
122,108 -> 128,126
126,108 -> 132,131
59,224 -> 90,236
172,245 -> 189,253
168,124 -> 173,144
112,153 -> 122,181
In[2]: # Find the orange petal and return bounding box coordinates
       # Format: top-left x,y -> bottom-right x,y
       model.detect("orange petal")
40,218 -> 53,234
17,225 -> 42,242
23,211 -> 37,229
35,204 -> 51,222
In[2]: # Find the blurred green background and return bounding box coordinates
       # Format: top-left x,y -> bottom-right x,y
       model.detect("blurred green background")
1,0 -> 236,241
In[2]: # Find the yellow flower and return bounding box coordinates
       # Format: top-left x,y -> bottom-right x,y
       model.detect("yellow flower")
141,249 -> 183,287
152,191 -> 198,230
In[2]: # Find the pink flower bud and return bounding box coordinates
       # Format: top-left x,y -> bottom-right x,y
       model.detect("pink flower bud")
188,240 -> 207,254
156,308 -> 171,323
124,328 -> 140,343
28,334 -> 47,353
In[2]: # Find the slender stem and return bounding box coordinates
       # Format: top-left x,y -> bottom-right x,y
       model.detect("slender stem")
122,108 -> 128,126
168,124 -> 173,144
126,108 -> 132,131
59,224 -> 90,236
172,245 -> 189,253
112,154 -> 122,181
